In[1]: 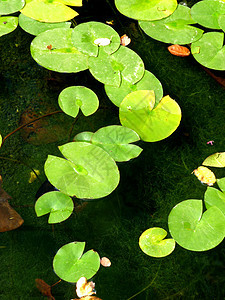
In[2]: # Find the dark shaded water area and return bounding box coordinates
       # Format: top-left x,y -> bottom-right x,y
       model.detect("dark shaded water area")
0,1 -> 225,299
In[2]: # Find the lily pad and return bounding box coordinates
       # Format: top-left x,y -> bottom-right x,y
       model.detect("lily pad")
53,241 -> 100,282
105,70 -> 163,107
204,187 -> 225,215
139,4 -> 203,44
88,46 -> 145,87
35,191 -> 74,223
190,0 -> 225,30
203,152 -> 225,168
168,199 -> 225,251
58,86 -> 99,118
0,0 -> 25,15
119,91 -> 181,142
0,17 -> 18,37
71,21 -> 121,56
91,125 -> 142,162
20,0 -> 78,23
73,131 -> 94,143
30,28 -> 88,73
19,13 -> 71,36
191,32 -> 225,70
115,0 -> 177,21
44,142 -> 120,199
217,177 -> 225,193
139,227 -> 176,258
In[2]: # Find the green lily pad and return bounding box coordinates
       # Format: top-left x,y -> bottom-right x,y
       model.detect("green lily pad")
53,241 -> 100,282
204,187 -> 225,215
58,86 -> 99,118
190,0 -> 225,30
139,227 -> 176,258
168,199 -> 225,251
71,21 -> 121,57
30,28 -> 88,73
19,13 -> 71,36
203,152 -> 225,168
115,0 -> 177,21
139,4 -> 203,44
91,125 -> 142,162
0,16 -> 18,37
119,91 -> 181,142
105,70 -> 163,107
20,0 -> 78,23
217,177 -> 225,193
191,32 -> 225,70
35,191 -> 74,223
88,46 -> 145,87
73,131 -> 94,143
0,0 -> 25,15
44,142 -> 120,199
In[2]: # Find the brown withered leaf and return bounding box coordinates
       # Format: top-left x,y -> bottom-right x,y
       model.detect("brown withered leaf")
35,278 -> 55,300
0,176 -> 24,232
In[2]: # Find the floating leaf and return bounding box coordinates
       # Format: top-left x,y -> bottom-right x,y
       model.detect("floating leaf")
105,70 -> 163,107
115,0 -> 177,21
139,227 -> 176,258
88,46 -> 145,87
73,132 -> 94,143
58,86 -> 99,118
204,187 -> 225,215
168,199 -> 225,251
217,177 -> 225,193
20,0 -> 78,23
53,242 -> 100,283
91,125 -> 142,162
139,4 -> 203,45
44,142 -> 120,199
191,32 -> 225,70
0,0 -> 25,15
203,152 -> 225,168
119,91 -> 181,142
167,44 -> 190,57
76,277 -> 96,298
71,21 -> 121,56
192,166 -> 216,186
0,17 -> 18,37
190,0 -> 225,29
19,13 -> 71,36
30,28 -> 88,73
35,191 -> 74,223
100,257 -> 111,267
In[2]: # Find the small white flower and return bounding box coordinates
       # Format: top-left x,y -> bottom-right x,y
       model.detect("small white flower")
94,38 -> 111,46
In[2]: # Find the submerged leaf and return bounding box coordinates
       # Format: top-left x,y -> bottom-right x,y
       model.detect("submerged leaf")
35,278 -> 55,300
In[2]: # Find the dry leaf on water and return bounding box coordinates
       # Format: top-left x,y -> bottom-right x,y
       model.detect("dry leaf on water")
35,278 -> 55,300
100,257 -> 111,267
0,175 -> 24,232
168,44 -> 190,57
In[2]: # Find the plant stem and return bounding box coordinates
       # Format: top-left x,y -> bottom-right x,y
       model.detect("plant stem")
127,263 -> 161,300
1,110 -> 62,147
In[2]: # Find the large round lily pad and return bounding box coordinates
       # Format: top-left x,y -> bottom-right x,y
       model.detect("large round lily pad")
88,46 -> 145,87
119,91 -> 181,142
190,0 -> 225,30
105,70 -> 163,107
115,0 -> 177,21
71,21 -> 121,57
203,152 -> 225,168
20,0 -> 78,23
139,227 -> 176,258
204,187 -> 225,215
58,86 -> 99,118
168,199 -> 225,251
217,177 -> 225,193
35,191 -> 74,223
0,17 -> 18,37
91,125 -> 142,162
53,241 -> 100,282
139,4 -> 203,44
44,142 -> 120,199
19,13 -> 71,36
191,32 -> 225,70
30,28 -> 88,73
0,0 -> 25,15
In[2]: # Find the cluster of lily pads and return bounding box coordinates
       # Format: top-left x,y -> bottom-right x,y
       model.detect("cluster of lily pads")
116,0 -> 225,70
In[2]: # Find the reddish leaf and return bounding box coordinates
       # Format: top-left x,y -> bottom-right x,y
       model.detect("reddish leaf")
168,44 -> 190,57
35,278 -> 55,300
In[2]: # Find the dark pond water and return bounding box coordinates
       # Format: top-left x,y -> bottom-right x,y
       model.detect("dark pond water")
0,1 -> 224,299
